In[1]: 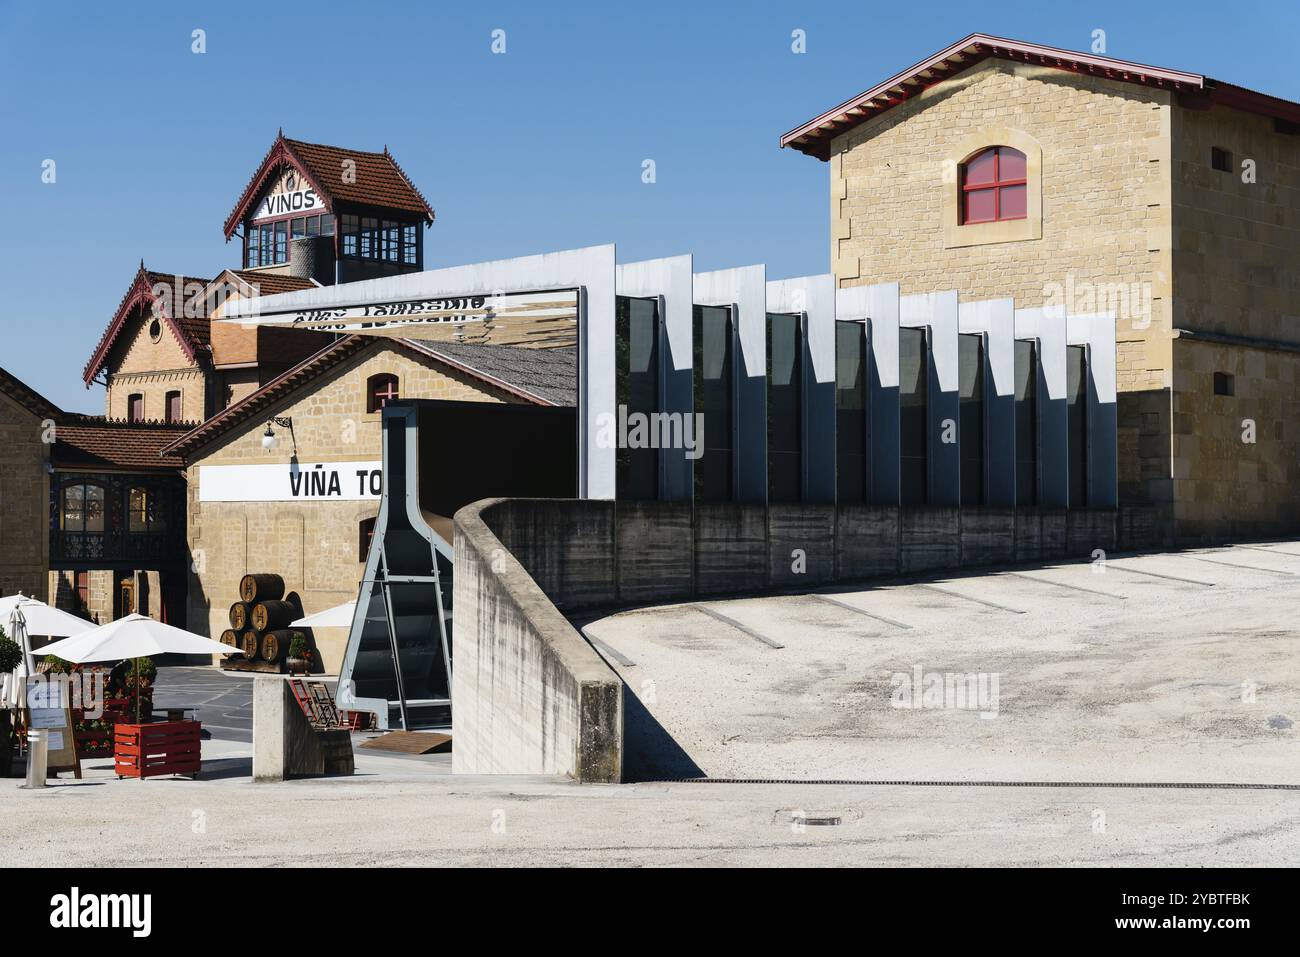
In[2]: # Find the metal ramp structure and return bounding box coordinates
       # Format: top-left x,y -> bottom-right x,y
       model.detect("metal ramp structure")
334,398 -> 578,730
337,404 -> 453,731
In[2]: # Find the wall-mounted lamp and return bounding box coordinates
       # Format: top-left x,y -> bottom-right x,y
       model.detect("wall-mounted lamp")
262,416 -> 295,452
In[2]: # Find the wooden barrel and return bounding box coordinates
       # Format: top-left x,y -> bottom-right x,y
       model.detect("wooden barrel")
240,573 -> 285,604
240,630 -> 260,660
228,602 -> 252,631
259,629 -> 304,663
252,600 -> 298,632
219,630 -> 239,657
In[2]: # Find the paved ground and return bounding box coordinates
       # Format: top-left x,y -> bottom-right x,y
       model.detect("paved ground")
581,542 -> 1300,785
4,543 -> 1297,866
3,738 -> 1298,866
153,667 -> 254,742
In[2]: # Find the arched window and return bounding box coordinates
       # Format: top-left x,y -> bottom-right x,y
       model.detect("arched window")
359,516 -> 377,562
164,390 -> 182,423
61,483 -> 106,533
960,147 -> 1027,224
366,373 -> 400,413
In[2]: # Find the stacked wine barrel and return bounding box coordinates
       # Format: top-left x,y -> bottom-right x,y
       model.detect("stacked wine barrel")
223,574 -> 307,670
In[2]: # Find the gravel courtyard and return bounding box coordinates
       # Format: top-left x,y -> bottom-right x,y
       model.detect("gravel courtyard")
581,542 -> 1300,785
3,542 -> 1298,867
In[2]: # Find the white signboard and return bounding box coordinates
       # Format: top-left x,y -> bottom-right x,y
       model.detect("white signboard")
200,462 -> 383,503
252,186 -> 326,221
29,708 -> 68,730
237,289 -> 580,348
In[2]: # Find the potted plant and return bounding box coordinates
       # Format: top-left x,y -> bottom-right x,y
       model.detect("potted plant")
122,657 -> 156,722
0,628 -> 20,777
286,634 -> 312,675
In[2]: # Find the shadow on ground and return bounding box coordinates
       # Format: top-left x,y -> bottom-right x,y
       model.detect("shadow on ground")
621,686 -> 703,781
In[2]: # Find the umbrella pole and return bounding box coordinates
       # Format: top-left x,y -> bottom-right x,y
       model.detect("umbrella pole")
15,610 -> 47,790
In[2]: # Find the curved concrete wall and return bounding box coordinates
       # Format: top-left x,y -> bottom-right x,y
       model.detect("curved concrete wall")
452,498 -> 622,782
452,496 -> 1161,781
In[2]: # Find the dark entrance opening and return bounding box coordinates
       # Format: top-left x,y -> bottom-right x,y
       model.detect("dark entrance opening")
342,398 -> 577,730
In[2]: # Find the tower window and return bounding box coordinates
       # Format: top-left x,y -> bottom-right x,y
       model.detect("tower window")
1213,372 -> 1235,396
1211,147 -> 1232,173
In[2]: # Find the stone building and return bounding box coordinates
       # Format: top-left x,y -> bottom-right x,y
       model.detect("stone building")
0,369 -> 56,601
7,132 -> 444,632
46,417 -> 191,624
83,265 -> 218,424
0,365 -> 191,624
782,33 -> 1300,540
161,335 -> 575,671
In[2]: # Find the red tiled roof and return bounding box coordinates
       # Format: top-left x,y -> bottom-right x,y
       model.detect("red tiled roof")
52,415 -> 194,471
222,133 -> 435,239
83,264 -> 213,385
225,270 -> 318,296
161,334 -> 559,459
0,366 -> 61,420
782,33 -> 1300,160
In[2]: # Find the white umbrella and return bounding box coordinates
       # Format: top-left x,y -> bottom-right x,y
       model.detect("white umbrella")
3,595 -> 96,710
291,600 -> 356,628
39,614 -> 234,663
1,594 -> 97,639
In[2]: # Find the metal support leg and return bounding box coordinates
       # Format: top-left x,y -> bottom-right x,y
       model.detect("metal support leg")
377,554 -> 410,732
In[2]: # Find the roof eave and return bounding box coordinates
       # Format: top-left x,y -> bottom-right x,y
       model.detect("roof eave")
222,135 -> 334,240
780,33 -> 1208,160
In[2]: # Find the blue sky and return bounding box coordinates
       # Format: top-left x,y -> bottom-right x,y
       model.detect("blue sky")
1,0 -> 1296,411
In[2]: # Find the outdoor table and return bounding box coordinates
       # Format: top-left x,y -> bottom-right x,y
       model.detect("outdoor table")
156,707 -> 197,722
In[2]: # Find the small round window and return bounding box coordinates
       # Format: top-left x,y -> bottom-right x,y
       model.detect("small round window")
148,318 -> 163,342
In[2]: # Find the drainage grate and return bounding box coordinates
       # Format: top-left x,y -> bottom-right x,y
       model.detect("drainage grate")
794,815 -> 842,826
654,778 -> 1300,791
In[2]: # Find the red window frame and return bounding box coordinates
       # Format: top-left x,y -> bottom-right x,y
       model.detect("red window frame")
366,373 -> 400,413
960,147 -> 1027,225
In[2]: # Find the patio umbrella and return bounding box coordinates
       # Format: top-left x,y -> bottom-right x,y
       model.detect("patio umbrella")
1,594 -> 97,640
3,595 -> 96,708
39,614 -> 235,663
291,600 -> 356,628
40,615 -> 236,722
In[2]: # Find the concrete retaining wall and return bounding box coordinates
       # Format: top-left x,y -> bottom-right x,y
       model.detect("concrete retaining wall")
452,499 -> 622,782
252,677 -> 355,781
479,501 -> 1160,614
452,498 -> 1163,780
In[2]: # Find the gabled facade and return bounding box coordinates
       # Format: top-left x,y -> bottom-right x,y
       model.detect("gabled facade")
162,334 -> 574,671
223,133 -> 435,286
785,34 -> 1300,539
83,265 -> 214,424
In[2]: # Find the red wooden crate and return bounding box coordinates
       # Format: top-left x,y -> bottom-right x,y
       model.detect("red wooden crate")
114,720 -> 201,779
